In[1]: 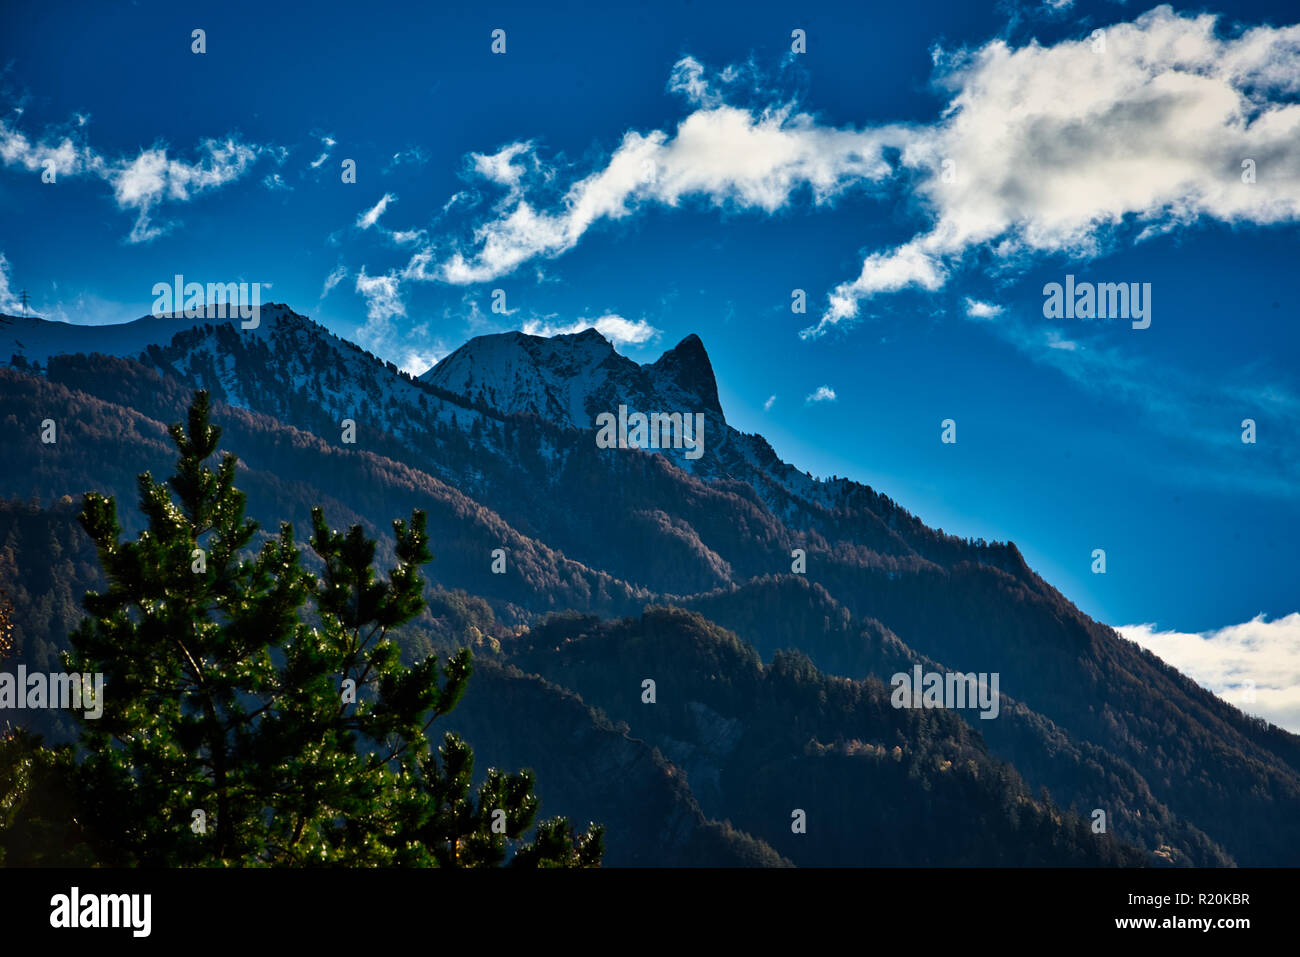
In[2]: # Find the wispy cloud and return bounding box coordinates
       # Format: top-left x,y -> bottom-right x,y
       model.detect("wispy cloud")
469,141 -> 534,188
805,385 -> 837,404
397,344 -> 447,378
429,56 -> 895,285
309,133 -> 335,170
386,146 -> 429,172
350,267 -> 449,377
1118,614 -> 1300,733
109,138 -> 263,243
351,266 -> 434,374
0,116 -> 267,243
320,265 -> 348,301
356,192 -> 397,230
978,307 -> 1300,496
354,268 -> 404,322
763,394 -> 776,411
0,252 -> 22,313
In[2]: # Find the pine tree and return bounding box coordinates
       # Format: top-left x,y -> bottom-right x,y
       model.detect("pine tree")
66,390 -> 603,866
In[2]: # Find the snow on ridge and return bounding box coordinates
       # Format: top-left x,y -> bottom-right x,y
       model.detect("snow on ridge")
424,327 -> 624,430
0,303 -> 304,366
425,326 -> 723,436
3,303 -> 847,516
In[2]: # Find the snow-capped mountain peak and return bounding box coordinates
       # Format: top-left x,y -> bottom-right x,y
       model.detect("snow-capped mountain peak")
422,327 -> 723,432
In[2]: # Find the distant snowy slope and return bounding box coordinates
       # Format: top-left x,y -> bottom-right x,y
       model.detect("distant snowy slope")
0,311 -> 225,365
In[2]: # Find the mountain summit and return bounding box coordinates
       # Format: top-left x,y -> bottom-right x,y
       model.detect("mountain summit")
423,328 -> 723,429
649,334 -> 722,416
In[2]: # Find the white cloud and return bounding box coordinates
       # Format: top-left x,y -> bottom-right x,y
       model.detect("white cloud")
350,271 -> 448,375
351,194 -> 425,247
435,57 -> 895,285
805,385 -> 837,403
381,12 -> 1300,338
355,269 -> 405,321
442,190 -> 474,213
808,6 -> 1300,335
668,56 -> 720,107
763,394 -> 776,411
0,119 -> 88,178
356,192 -> 397,230
108,138 -> 261,243
394,322 -> 448,377
963,297 -> 1004,319
816,241 -> 948,331
309,134 -> 336,169
470,142 -> 533,187
1118,614 -> 1300,733
398,346 -> 446,377
350,267 -> 415,368
521,313 -> 660,347
320,265 -> 347,300
0,118 -> 266,243
398,249 -> 438,282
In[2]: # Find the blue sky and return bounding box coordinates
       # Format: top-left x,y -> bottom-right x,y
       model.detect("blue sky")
2,0 -> 1298,721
